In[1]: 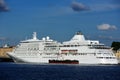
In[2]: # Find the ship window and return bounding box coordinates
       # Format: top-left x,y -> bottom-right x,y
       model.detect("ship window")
75,45 -> 77,47
98,53 -> 101,54
71,45 -> 74,47
79,53 -> 86,55
67,45 -> 70,47
63,45 -> 70,47
112,57 -> 115,59
106,57 -> 109,59
39,53 -> 42,55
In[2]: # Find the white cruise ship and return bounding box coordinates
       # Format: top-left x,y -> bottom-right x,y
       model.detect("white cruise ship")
7,32 -> 118,64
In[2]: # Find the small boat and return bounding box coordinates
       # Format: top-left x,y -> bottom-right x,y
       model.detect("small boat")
49,60 -> 79,64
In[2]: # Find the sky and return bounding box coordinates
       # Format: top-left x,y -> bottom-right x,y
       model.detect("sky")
0,0 -> 120,46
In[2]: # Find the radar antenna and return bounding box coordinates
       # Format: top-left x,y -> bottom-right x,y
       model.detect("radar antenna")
76,31 -> 83,35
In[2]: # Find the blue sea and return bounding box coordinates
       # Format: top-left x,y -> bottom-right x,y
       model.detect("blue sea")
0,63 -> 120,80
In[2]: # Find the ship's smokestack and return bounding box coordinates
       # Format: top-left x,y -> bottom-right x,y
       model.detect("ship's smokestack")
33,32 -> 37,40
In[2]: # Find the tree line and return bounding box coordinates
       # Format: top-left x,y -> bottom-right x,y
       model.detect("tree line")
111,42 -> 120,51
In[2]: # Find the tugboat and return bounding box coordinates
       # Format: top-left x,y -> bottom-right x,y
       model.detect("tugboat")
49,60 -> 79,64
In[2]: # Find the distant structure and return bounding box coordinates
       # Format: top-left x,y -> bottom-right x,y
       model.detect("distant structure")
115,49 -> 120,63
115,49 -> 120,57
0,44 -> 15,58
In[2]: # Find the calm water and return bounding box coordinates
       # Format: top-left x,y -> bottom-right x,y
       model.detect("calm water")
0,63 -> 120,80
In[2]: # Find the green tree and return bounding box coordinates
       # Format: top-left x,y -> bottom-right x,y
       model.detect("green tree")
111,42 -> 120,51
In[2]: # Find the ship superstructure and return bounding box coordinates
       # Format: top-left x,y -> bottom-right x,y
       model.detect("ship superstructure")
60,32 -> 118,64
7,32 -> 118,64
8,32 -> 61,63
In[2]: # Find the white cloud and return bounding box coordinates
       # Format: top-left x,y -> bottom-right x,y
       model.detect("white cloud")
92,4 -> 120,11
98,35 -> 113,40
97,24 -> 117,30
98,35 -> 120,40
0,37 -> 7,40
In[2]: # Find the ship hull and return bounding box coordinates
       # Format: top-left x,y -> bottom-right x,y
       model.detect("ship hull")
7,52 -> 118,64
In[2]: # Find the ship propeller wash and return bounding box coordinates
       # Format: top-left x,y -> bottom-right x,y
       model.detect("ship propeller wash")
7,32 -> 118,64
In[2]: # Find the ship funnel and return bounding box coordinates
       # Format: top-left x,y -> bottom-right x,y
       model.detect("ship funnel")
71,31 -> 85,41
33,32 -> 37,40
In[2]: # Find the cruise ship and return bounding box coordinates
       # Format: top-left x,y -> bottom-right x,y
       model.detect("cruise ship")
7,32 -> 118,64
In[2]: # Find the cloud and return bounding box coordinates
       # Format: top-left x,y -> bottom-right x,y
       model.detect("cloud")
97,24 -> 117,31
98,35 -> 120,40
0,0 -> 9,12
71,1 -> 90,12
91,4 -> 120,11
107,4 -> 120,9
0,37 -> 7,40
98,35 -> 113,40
